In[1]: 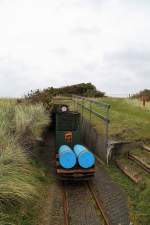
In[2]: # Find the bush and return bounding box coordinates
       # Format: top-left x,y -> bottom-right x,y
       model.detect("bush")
25,83 -> 105,106
132,89 -> 150,101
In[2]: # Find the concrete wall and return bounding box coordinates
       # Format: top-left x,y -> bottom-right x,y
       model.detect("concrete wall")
80,117 -> 107,163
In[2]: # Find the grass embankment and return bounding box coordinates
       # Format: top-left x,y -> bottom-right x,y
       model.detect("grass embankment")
101,98 -> 150,141
77,97 -> 150,141
0,99 -> 50,225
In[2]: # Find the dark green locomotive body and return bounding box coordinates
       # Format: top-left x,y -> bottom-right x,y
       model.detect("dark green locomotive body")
55,111 -> 80,150
52,103 -> 95,180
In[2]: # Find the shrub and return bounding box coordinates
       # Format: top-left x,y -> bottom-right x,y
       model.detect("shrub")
25,83 -> 105,106
132,89 -> 150,101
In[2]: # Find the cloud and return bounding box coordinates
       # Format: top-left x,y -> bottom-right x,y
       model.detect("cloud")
70,27 -> 101,36
48,47 -> 69,55
0,0 -> 150,97
104,49 -> 150,63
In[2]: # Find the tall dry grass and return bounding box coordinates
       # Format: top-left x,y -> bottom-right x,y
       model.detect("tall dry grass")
15,103 -> 49,149
126,98 -> 150,111
0,100 -> 50,225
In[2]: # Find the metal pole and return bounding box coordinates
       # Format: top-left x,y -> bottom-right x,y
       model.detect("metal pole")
105,107 -> 109,164
82,98 -> 84,116
77,98 -> 79,112
73,96 -> 75,111
82,98 -> 84,123
89,100 -> 92,149
90,100 -> 92,122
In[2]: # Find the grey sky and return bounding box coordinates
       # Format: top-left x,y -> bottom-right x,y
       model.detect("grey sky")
0,0 -> 150,97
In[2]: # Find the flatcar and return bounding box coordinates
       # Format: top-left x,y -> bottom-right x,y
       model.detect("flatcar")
52,104 -> 96,180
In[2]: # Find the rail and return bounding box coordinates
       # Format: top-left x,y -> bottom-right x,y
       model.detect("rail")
72,95 -> 110,153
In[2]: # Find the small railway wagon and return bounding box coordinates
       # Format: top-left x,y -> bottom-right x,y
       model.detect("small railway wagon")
51,103 -> 96,180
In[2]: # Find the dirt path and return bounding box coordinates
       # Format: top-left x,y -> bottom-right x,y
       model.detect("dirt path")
37,129 -> 65,225
38,182 -> 64,225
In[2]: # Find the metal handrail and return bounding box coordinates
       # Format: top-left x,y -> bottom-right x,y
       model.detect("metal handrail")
72,94 -> 110,110
72,94 -> 110,155
77,101 -> 110,123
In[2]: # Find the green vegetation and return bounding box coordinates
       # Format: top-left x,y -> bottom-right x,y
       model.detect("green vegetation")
99,97 -> 150,141
105,164 -> 150,225
70,96 -> 150,141
127,99 -> 150,111
15,103 -> 50,149
25,83 -> 105,108
0,99 -> 50,225
132,89 -> 150,101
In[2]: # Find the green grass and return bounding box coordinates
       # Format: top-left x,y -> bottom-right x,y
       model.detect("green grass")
0,99 -> 51,225
74,97 -> 150,141
100,97 -> 150,141
105,164 -> 150,225
69,95 -> 150,138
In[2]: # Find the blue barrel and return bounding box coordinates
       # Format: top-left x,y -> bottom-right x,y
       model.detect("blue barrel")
73,144 -> 95,168
59,145 -> 77,169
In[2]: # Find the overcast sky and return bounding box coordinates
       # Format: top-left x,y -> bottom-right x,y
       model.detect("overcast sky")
0,0 -> 150,97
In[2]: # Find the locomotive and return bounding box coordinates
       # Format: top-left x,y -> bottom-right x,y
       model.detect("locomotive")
51,103 -> 96,180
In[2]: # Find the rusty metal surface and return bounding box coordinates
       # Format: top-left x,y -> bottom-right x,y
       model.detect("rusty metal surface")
128,154 -> 150,173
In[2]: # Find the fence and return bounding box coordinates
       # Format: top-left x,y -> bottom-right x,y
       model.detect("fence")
72,95 -> 111,163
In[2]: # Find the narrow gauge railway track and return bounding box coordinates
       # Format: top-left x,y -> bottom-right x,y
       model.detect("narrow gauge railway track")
62,181 -> 69,225
87,182 -> 110,225
62,164 -> 130,225
142,144 -> 150,153
115,160 -> 141,184
62,180 -> 106,225
128,153 -> 150,174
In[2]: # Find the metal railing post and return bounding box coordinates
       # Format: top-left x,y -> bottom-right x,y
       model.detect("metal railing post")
90,100 -> 92,122
72,95 -> 111,163
82,98 -> 84,122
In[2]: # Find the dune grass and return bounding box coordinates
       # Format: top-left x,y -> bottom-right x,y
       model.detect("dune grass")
0,99 -> 50,225
126,99 -> 150,111
15,104 -> 49,138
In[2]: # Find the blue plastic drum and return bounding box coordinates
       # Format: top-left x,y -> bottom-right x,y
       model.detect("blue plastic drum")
73,144 -> 95,168
58,145 -> 77,169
